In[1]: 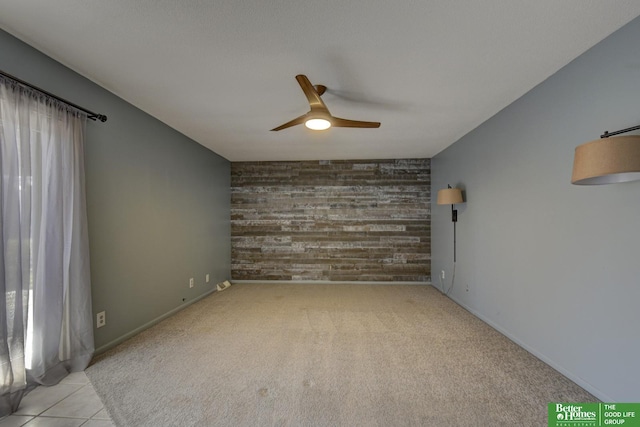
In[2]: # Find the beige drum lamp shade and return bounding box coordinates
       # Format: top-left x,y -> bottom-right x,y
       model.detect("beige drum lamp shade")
572,135 -> 640,185
437,188 -> 463,205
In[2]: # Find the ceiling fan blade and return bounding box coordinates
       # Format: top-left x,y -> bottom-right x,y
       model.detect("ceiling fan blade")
331,116 -> 381,128
295,75 -> 329,113
270,113 -> 309,131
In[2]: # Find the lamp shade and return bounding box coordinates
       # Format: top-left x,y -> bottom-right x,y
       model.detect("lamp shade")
437,188 -> 463,205
571,135 -> 640,185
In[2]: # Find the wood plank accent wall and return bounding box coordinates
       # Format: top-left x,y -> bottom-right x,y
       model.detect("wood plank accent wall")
231,159 -> 430,282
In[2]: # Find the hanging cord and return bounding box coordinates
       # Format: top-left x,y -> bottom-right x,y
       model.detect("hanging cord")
439,262 -> 457,295
447,262 -> 457,295
439,205 -> 458,295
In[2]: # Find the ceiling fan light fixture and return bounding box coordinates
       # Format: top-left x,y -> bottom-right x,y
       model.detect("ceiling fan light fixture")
305,117 -> 331,131
271,75 -> 380,132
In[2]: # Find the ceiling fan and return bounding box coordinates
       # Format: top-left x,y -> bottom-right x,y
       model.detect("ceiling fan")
271,74 -> 381,131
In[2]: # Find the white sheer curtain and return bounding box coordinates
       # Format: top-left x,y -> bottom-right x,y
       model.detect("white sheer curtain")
0,75 -> 94,417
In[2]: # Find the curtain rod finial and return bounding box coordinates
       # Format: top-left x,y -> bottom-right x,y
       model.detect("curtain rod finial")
90,114 -> 108,122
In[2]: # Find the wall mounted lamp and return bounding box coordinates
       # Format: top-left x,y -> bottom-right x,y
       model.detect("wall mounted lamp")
437,185 -> 464,264
437,185 -> 464,294
571,124 -> 640,185
437,186 -> 463,222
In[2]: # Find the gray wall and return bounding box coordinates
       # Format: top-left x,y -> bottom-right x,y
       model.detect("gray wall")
0,30 -> 231,352
232,159 -> 430,282
431,17 -> 640,401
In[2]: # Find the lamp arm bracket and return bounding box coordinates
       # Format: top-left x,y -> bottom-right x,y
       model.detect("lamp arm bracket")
600,124 -> 640,139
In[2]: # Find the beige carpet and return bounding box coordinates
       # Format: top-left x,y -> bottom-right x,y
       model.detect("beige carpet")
87,283 -> 596,426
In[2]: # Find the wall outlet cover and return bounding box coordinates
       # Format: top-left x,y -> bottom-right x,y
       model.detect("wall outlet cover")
96,311 -> 106,328
217,280 -> 232,291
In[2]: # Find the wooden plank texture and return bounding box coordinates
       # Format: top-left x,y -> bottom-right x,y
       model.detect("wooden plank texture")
231,159 -> 430,282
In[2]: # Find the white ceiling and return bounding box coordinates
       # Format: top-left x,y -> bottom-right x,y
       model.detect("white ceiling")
1,1 -> 640,161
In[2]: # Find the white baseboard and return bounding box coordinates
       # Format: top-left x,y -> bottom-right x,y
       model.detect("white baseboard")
232,280 -> 430,286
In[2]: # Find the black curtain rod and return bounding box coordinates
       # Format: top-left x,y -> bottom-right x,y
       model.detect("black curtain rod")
0,69 -> 107,122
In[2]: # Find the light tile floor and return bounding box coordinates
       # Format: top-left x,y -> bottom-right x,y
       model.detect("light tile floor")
0,372 -> 114,427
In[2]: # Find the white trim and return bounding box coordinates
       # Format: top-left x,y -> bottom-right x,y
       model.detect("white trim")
232,280 -> 430,286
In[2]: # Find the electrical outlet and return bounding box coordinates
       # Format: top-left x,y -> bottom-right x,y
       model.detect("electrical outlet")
96,311 -> 106,328
189,278 -> 194,288
441,270 -> 445,279
206,274 -> 210,283
217,280 -> 231,291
